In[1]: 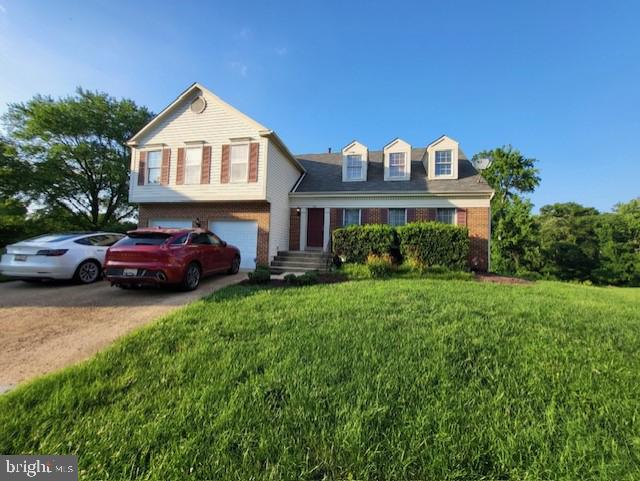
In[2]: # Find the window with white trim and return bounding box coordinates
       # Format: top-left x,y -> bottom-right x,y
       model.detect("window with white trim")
435,150 -> 452,176
343,208 -> 361,226
346,155 -> 363,180
388,208 -> 406,226
185,146 -> 202,184
389,152 -> 406,178
146,150 -> 161,184
230,144 -> 249,182
436,208 -> 455,224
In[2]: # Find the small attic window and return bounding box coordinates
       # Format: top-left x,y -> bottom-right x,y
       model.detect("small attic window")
190,96 -> 206,114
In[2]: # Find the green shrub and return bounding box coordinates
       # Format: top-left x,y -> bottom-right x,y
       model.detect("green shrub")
284,270 -> 319,286
366,253 -> 395,279
247,265 -> 271,284
397,222 -> 470,270
332,224 -> 396,263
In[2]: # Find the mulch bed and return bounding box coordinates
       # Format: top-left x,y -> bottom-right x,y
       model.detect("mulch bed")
474,273 -> 533,285
240,272 -> 348,289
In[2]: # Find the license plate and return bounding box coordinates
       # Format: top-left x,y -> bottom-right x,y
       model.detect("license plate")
14,255 -> 27,262
123,268 -> 138,277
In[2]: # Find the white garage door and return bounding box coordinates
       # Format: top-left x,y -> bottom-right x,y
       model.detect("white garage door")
149,219 -> 192,228
209,220 -> 258,269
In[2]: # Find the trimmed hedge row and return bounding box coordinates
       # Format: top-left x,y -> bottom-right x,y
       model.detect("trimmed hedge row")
332,224 -> 396,263
333,222 -> 470,270
397,222 -> 469,270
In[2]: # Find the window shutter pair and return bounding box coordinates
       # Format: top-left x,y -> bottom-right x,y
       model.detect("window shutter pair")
220,142 -> 259,184
175,146 -> 212,185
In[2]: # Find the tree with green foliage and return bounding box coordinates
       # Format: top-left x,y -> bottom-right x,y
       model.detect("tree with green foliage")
4,88 -> 153,230
473,145 -> 540,273
536,202 -> 601,281
473,145 -> 540,209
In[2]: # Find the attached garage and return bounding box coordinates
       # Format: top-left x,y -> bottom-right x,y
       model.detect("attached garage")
149,219 -> 192,229
209,220 -> 258,269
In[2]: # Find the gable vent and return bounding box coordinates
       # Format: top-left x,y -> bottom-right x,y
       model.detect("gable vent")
190,96 -> 207,114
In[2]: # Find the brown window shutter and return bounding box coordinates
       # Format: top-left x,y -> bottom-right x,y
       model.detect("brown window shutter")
137,151 -> 147,185
380,208 -> 388,224
201,146 -> 212,184
407,208 -> 416,222
335,208 -> 343,227
456,208 -> 467,226
176,148 -> 185,185
427,208 -> 436,221
221,145 -> 230,183
160,148 -> 171,185
248,142 -> 259,182
361,209 -> 370,225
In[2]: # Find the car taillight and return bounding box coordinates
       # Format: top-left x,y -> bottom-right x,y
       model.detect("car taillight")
36,249 -> 68,256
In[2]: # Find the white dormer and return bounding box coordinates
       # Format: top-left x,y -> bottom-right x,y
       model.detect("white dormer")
342,140 -> 368,182
383,138 -> 411,181
425,135 -> 459,180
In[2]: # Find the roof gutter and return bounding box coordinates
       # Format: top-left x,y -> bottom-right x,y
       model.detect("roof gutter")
289,191 -> 494,198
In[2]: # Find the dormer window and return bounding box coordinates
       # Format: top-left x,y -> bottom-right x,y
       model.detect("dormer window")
346,155 -> 363,180
435,150 -> 452,176
389,152 -> 406,178
341,140 -> 368,182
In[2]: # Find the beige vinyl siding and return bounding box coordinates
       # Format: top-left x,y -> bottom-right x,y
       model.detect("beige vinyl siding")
129,90 -> 267,203
266,139 -> 302,259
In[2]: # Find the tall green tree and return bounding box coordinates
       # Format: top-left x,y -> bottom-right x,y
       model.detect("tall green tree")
4,88 -> 153,229
473,145 -> 541,273
473,145 -> 540,208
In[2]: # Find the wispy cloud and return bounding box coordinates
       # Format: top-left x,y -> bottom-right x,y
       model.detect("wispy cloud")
230,61 -> 248,77
275,46 -> 288,56
235,27 -> 250,40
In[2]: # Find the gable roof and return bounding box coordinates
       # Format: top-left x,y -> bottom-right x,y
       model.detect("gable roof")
292,148 -> 493,195
128,83 -> 269,145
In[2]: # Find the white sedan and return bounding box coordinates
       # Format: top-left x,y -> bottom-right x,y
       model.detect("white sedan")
0,232 -> 124,284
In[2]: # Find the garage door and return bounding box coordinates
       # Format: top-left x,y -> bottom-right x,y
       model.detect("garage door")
209,220 -> 258,269
149,219 -> 192,228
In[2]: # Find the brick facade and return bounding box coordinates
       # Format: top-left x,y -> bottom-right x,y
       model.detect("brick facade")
466,207 -> 490,272
138,202 -> 271,265
289,208 -> 300,251
322,206 -> 490,272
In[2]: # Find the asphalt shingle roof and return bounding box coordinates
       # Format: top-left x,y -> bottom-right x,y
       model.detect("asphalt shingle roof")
293,148 -> 493,194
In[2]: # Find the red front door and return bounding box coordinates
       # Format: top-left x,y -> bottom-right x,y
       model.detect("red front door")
307,208 -> 324,248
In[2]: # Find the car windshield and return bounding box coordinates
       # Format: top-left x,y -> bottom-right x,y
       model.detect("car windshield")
25,232 -> 91,243
115,233 -> 173,246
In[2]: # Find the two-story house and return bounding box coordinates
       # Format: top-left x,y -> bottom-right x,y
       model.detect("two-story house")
128,83 -> 494,271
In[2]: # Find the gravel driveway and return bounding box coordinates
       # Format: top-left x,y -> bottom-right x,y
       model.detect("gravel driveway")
0,273 -> 245,391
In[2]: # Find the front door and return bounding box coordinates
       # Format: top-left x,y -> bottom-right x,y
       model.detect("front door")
307,208 -> 324,248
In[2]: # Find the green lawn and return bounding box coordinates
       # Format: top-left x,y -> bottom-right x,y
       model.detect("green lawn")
1,279 -> 640,481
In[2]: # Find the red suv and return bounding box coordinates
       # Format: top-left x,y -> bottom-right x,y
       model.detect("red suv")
104,228 -> 241,290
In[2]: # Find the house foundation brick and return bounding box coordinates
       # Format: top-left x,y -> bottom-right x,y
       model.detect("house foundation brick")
289,208 -> 300,251
467,207 -> 490,272
138,202 -> 270,265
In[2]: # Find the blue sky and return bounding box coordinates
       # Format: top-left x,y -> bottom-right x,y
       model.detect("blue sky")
0,0 -> 638,211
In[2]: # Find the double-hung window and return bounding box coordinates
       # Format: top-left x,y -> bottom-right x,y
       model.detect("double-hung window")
346,155 -> 362,180
185,147 -> 202,184
435,150 -> 452,176
388,208 -> 406,226
343,208 -> 361,226
436,208 -> 455,224
146,150 -> 162,184
230,144 -> 249,182
389,152 -> 406,178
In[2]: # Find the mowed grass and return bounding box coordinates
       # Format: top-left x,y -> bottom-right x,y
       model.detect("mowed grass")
1,280 -> 640,481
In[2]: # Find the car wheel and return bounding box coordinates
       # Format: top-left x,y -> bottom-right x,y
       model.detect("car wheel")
182,262 -> 201,291
74,260 -> 101,284
228,255 -> 241,274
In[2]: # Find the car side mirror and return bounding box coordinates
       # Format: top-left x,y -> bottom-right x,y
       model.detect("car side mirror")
221,241 -> 227,247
